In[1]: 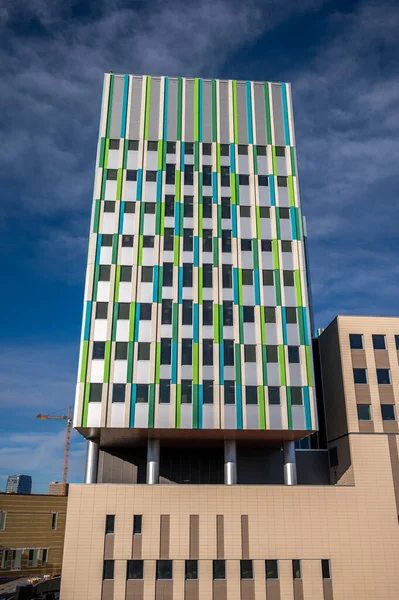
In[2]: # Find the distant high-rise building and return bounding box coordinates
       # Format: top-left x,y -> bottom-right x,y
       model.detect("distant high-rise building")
6,474 -> 32,495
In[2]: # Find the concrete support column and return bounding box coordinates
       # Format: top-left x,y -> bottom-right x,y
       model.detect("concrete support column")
146,439 -> 160,484
85,439 -> 99,484
283,441 -> 297,485
224,440 -> 237,485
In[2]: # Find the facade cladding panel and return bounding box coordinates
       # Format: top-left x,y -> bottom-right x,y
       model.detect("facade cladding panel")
74,74 -> 317,434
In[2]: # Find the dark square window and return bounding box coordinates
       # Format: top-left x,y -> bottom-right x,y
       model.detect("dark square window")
125,202 -> 135,213
203,196 -> 212,218
165,195 -> 175,217
381,404 -> 396,421
144,202 -> 156,214
277,176 -> 287,187
161,339 -> 172,364
281,241 -> 291,252
244,345 -> 256,362
258,175 -> 269,187
241,239 -> 252,251
102,234 -> 113,247
224,340 -> 234,366
203,264 -> 213,288
349,334 -> 363,349
395,335 -> 399,350
159,380 -> 171,404
239,174 -> 249,186
260,207 -> 270,218
265,560 -> 278,579
288,346 -> 300,363
291,387 -> 303,405
138,343 -> 150,361
166,141 -> 176,154
263,270 -> 274,286
223,301 -> 233,326
221,166 -> 230,187
321,560 -> 331,579
183,264 -> 193,287
213,560 -> 226,579
203,143 -> 212,156
257,145 -> 266,156
133,515 -> 142,534
203,300 -> 213,326
120,266 -> 132,282
353,368 -> 367,384
156,560 -> 172,580
140,303 -> 152,320
224,380 -> 235,404
203,230 -> 213,253
113,384 -> 125,403
105,515 -> 115,534
264,307 -> 276,323
183,229 -> 193,251
128,140 -> 139,151
164,227 -> 174,251
268,387 -> 280,405
182,339 -> 192,365
240,206 -> 251,218
222,265 -> 232,288
221,196 -> 231,219
141,266 -> 153,282
127,560 -> 143,580
261,239 -> 272,252
107,169 -> 117,180
220,144 -> 229,156
115,342 -> 128,360
89,383 -> 102,402
182,300 -> 193,325
292,560 -> 301,580
163,263 -> 173,287
118,303 -> 130,319
279,207 -> 290,219
136,384 -> 149,403
185,560 -> 198,580
185,143 -> 194,155
146,171 -> 157,182
203,380 -> 213,404
99,265 -> 111,281
238,144 -> 248,155
222,230 -> 231,253
203,165 -> 212,186
372,334 -> 386,350
245,387 -> 258,405
181,380 -> 192,404
148,141 -> 158,151
184,195 -> 194,217
126,170 -> 137,181
96,302 -> 108,319
377,368 -> 390,384
122,235 -> 134,247
143,235 -> 154,248
243,306 -> 255,323
162,300 -> 172,324
286,307 -> 297,324
184,165 -> 194,185
240,560 -> 253,579
266,345 -> 278,363
276,146 -> 285,157
104,201 -> 115,212
166,162 -> 176,184
93,342 -> 105,360
203,340 -> 213,366
357,404 -> 371,421
283,271 -> 294,286
103,560 -> 114,580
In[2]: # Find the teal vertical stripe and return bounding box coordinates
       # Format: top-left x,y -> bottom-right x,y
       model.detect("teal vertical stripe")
281,83 -> 291,146
95,234 -> 102,264
281,307 -> 288,345
153,266 -> 159,303
136,170 -> 143,201
120,74 -> 129,138
118,202 -> 124,234
134,304 -> 140,342
303,386 -> 312,430
246,81 -> 253,144
236,385 -> 243,429
130,384 -> 136,427
83,301 -> 92,341
269,177 -> 276,206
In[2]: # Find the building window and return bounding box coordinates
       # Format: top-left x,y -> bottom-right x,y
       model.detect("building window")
144,202 -> 156,214
101,234 -> 113,247
203,380 -> 214,404
148,141 -> 158,151
203,143 -> 212,156
240,560 -> 253,579
41,548 -> 48,567
213,560 -> 226,579
143,235 -> 154,248
157,560 -> 173,580
203,340 -> 213,366
146,171 -> 157,182
277,176 -> 287,187
221,196 -> 231,219
243,306 -> 254,323
163,263 -> 173,287
107,169 -> 117,180
161,299 -> 172,324
203,264 -> 213,288
244,345 -> 256,362
224,381 -> 235,404
113,384 -> 126,403
164,228 -> 174,251
99,265 -> 111,281
203,165 -> 212,187
353,368 -> 367,384
184,165 -> 194,185
257,145 -> 266,156
377,368 -> 391,384
182,300 -> 193,325
381,404 -> 396,421
242,269 -> 253,285
125,202 -> 135,213
115,342 -> 128,360
241,239 -> 252,251
265,560 -> 279,579
281,241 -> 291,252
222,265 -> 232,288
288,346 -> 300,363
266,346 -> 278,363
51,512 -> 58,530
275,146 -> 285,157
128,140 -> 139,151
259,207 -> 270,219
184,195 -> 194,217
221,166 -> 230,187
261,239 -> 272,252
127,560 -> 144,580
103,560 -> 114,580
183,229 -> 193,251
27,549 -> 39,568
286,307 -> 297,324
105,515 -> 115,534
292,560 -> 301,579
96,302 -> 108,319
223,301 -> 234,326
133,515 -> 142,534
166,141 -> 176,154
263,270 -> 274,286
357,404 -> 371,421
120,266 -> 132,282
268,387 -> 280,405
185,143 -> 194,155
0,511 -> 6,531
142,266 -> 153,282
224,340 -> 234,366
349,334 -> 363,349
239,174 -> 249,185
118,303 -> 130,320
138,342 -> 150,361
395,335 -> 399,350
279,207 -> 290,219
259,175 -> 269,187
203,300 -> 213,326
291,387 -> 303,405
220,144 -> 229,156
126,170 -> 137,181
246,386 -> 258,405
109,139 -> 120,150
283,270 -> 294,286
140,304 -> 152,320
185,560 -> 198,580
136,384 -> 149,403
159,380 -> 171,404
165,195 -> 175,217
166,164 -> 175,185
161,339 -> 172,365
264,306 -> 276,323
89,383 -> 102,403
203,229 -> 213,252
182,339 -> 192,365
92,342 -> 105,360
222,230 -> 231,253
321,559 -> 331,579
372,334 -> 386,350
203,195 -> 212,218
238,144 -> 248,155
181,380 -> 192,404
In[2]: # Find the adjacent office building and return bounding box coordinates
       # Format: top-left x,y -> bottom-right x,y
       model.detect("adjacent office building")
61,74 -> 399,599
5,474 -> 32,495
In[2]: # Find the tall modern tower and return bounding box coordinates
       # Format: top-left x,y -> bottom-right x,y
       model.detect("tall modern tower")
5,475 -> 32,495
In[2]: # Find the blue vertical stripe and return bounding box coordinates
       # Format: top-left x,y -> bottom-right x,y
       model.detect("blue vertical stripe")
219,343 -> 224,384
129,384 -> 136,427
254,269 -> 260,305
290,207 -> 297,240
193,304 -> 199,343
163,77 -> 169,141
232,205 -> 237,237
269,176 -> 276,206
233,268 -> 239,305
180,142 -> 185,171
153,266 -> 159,302
281,307 -> 288,345
246,81 -> 253,144
178,267 -> 183,304
136,169 -> 143,201
236,385 -> 243,429
172,342 -> 178,384
134,304 -> 140,342
95,234 -> 102,264
303,386 -> 312,430
302,308 -> 309,345
120,74 -> 129,138
194,236 -> 199,267
281,83 -> 291,146
174,201 -> 180,236
212,172 -> 218,204
229,143 -> 235,172
156,171 -> 163,202
118,202 -> 124,234
83,301 -> 92,341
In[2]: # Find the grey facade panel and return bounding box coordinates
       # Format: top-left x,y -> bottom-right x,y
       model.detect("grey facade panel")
269,405 -> 282,429
219,81 -> 230,143
109,76 -> 124,138
236,81 -> 248,144
128,76 -> 143,139
202,79 -> 213,142
292,406 -> 306,430
271,83 -> 285,146
253,83 -> 267,145
148,77 -> 161,140
167,78 -> 178,141
185,79 -> 195,142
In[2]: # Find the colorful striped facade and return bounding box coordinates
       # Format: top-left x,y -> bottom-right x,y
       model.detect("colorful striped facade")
74,74 -> 317,436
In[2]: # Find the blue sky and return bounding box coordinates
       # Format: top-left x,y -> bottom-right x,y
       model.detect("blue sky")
1,0 -> 398,492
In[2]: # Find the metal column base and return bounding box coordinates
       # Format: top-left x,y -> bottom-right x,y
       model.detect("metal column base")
85,439 -> 99,484
224,440 -> 237,485
146,439 -> 160,484
283,441 -> 297,485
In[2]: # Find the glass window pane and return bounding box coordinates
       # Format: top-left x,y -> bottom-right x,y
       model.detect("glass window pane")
213,560 -> 226,579
265,560 -> 278,579
377,368 -> 390,384
127,560 -> 144,580
185,560 -> 198,580
156,560 -> 173,580
240,560 -> 253,579
349,334 -> 363,349
353,368 -> 367,384
357,404 -> 371,421
372,334 -> 386,350
381,404 -> 396,421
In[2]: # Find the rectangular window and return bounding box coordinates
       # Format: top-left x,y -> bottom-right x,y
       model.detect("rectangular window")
223,301 -> 233,326
89,383 -> 102,402
143,235 -> 154,248
260,207 -> 270,219
349,333 -> 363,349
184,195 -> 194,217
265,560 -> 278,579
127,560 -> 144,580
148,141 -> 158,151
183,229 -> 193,251
142,266 -> 153,282
181,380 -> 192,404
128,140 -> 139,151
27,549 -> 39,568
140,303 -> 152,320
222,265 -> 232,288
203,264 -> 213,288
92,342 -> 105,360
292,560 -> 301,579
136,384 -> 149,403
161,339 -> 172,364
257,145 -> 266,156
264,306 -> 276,323
372,334 -> 386,350
42,548 -> 48,567
321,559 -> 331,579
353,368 -> 367,384
279,207 -> 290,219
159,380 -> 171,404
276,146 -> 285,157
103,560 -> 114,580
291,387 -> 303,405
245,386 -> 258,405
138,342 -> 150,361
120,266 -> 132,282
203,380 -> 214,404
182,339 -> 193,365
239,174 -> 249,185
244,345 -> 256,362
288,346 -> 300,363
125,202 -> 135,213
184,165 -> 194,185
99,265 -> 111,281
203,300 -> 213,326
224,381 -> 235,404
118,303 -> 130,319
213,560 -> 226,579
240,560 -> 253,579
268,387 -> 280,405
286,307 -> 297,324
241,239 -> 252,251
261,239 -> 272,252
51,512 -> 58,530
203,165 -> 212,186
166,141 -> 176,154
381,404 -> 396,421
185,560 -> 198,580
146,171 -> 157,182
105,515 -> 115,534
220,144 -> 229,156
277,175 -> 287,187
266,346 -> 278,363
224,340 -> 234,366
109,138 -> 119,149
107,169 -> 117,180
283,270 -> 294,286
203,229 -> 213,252
243,306 -> 254,323
144,202 -> 156,214
126,170 -> 137,181
113,384 -> 126,403
258,175 -> 269,187
377,368 -> 391,384
163,227 -> 174,251
221,166 -> 230,187
238,144 -> 248,155
165,164 -> 175,185
182,299 -> 193,325
222,230 -> 231,252
203,196 -> 212,218
221,196 -> 231,219
165,195 -> 175,217
101,234 -> 113,247
203,143 -> 212,156
96,302 -> 108,319
157,560 -> 173,580
263,270 -> 274,286
395,335 -> 399,350
357,404 -> 371,421
163,263 -> 173,287
162,299 -> 172,324
185,142 -> 194,155
203,340 -> 213,366
133,515 -> 142,534
0,511 -> 6,531
242,269 -> 253,285
281,241 -> 291,252
115,342 -> 128,360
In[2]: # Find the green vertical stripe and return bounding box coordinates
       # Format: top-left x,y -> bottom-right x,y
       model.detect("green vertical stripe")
216,143 -> 221,173
93,200 -> 101,233
155,342 -> 161,384
148,384 -> 155,428
294,270 -> 302,306
232,80 -> 238,143
92,265 -> 100,302
172,303 -> 179,341
194,141 -> 199,171
258,385 -> 266,429
175,170 -> 181,202
111,304 -> 118,341
104,341 -> 111,383
286,387 -> 293,429
272,239 -> 280,269
213,238 -> 218,268
99,138 -> 106,167
157,140 -> 163,170
175,384 -> 181,428
264,82 -> 272,145
100,170 -> 107,200
112,234 -> 118,264
272,147 -> 277,175
305,346 -> 313,386
105,75 -> 114,139
235,345 -> 241,385
275,270 -> 281,306
275,209 -> 281,240
278,345 -> 286,386
82,383 -> 90,427
174,235 -> 179,267
114,265 -> 121,301
123,139 -> 128,169
193,344 -> 199,384
144,76 -> 151,140
261,345 -> 268,385
290,147 -> 296,176
253,145 -> 258,175
104,138 -> 110,169
212,79 -> 217,142
79,341 -> 89,382
238,306 -> 244,345
253,237 -> 259,268
288,176 -> 295,207
177,78 -> 183,141
127,341 -> 134,383
129,302 -> 136,341
260,307 -> 266,344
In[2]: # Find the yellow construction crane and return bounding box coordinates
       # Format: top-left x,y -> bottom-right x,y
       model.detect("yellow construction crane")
36,406 -> 73,487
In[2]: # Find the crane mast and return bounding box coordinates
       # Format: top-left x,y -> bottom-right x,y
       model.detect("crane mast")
36,406 -> 73,490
